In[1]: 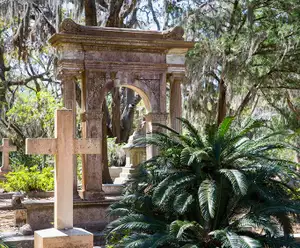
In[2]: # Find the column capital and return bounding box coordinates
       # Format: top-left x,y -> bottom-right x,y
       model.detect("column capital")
58,70 -> 82,81
168,72 -> 185,83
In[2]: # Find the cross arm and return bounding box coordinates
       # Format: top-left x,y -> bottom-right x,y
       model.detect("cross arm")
26,139 -> 57,155
74,139 -> 101,154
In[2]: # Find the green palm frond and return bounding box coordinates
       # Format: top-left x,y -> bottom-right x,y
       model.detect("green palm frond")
177,117 -> 204,147
219,169 -> 248,196
231,215 -> 281,237
212,230 -> 262,248
198,179 -> 217,220
121,233 -> 177,248
181,245 -> 200,248
152,122 -> 180,135
153,173 -> 196,206
217,116 -> 234,138
170,220 -> 204,242
106,116 -> 300,247
107,214 -> 167,237
173,192 -> 195,215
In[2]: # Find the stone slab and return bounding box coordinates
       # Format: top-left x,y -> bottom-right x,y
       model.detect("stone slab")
1,232 -> 106,248
19,198 -> 117,231
2,235 -> 34,248
34,228 -> 93,248
0,192 -> 15,199
102,184 -> 124,196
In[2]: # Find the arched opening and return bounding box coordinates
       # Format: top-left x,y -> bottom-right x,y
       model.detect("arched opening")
103,84 -> 150,183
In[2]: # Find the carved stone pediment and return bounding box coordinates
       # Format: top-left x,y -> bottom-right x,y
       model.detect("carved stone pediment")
59,18 -> 185,41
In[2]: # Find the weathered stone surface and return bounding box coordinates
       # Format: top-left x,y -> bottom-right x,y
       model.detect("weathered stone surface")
21,199 -> 116,231
114,124 -> 146,184
26,110 -> 101,229
11,193 -> 24,208
102,184 -> 124,196
1,235 -> 34,248
20,224 -> 33,235
34,228 -> 93,248
0,139 -> 17,175
108,167 -> 122,180
169,73 -> 184,132
15,209 -> 26,227
49,19 -> 193,202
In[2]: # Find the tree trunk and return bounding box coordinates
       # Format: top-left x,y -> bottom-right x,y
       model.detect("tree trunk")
85,0 -> 97,26
217,77 -> 227,125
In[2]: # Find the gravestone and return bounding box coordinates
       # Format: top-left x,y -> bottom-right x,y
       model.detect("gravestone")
26,109 -> 101,248
0,138 -> 17,176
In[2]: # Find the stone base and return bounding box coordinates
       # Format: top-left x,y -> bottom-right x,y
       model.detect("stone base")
114,166 -> 136,184
102,184 -> 124,196
19,198 -> 117,231
78,190 -> 105,200
34,228 -> 93,248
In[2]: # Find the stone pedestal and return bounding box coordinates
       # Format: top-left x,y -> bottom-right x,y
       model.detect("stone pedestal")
114,123 -> 146,184
114,147 -> 146,184
34,228 -> 93,248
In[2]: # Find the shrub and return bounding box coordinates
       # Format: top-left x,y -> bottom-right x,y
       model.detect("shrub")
3,165 -> 54,193
106,118 -> 300,248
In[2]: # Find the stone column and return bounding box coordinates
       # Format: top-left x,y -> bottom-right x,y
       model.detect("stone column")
145,112 -> 168,159
169,73 -> 184,133
80,71 -> 106,200
60,73 -> 79,199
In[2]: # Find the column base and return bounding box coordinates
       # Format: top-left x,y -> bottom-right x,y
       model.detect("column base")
78,190 -> 105,200
34,227 -> 93,248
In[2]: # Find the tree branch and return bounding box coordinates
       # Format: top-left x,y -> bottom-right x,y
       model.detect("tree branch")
148,0 -> 160,30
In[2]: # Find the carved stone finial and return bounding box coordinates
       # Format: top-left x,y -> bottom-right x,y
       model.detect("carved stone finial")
163,26 -> 184,40
59,18 -> 82,33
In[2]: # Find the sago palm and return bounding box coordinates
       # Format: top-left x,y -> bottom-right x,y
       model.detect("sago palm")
106,117 -> 300,248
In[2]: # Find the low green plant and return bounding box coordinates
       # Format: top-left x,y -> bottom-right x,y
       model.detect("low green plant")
2,165 -> 54,193
0,242 -> 9,248
106,118 -> 300,248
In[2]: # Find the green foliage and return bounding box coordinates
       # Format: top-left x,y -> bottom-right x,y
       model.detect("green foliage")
106,118 -> 300,248
7,90 -> 61,138
185,0 -> 300,127
0,242 -> 9,248
2,165 -> 54,193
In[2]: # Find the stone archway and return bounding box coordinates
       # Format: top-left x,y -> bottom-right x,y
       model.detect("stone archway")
49,19 -> 194,200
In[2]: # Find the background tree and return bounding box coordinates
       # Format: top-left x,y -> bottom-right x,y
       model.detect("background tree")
0,0 -> 185,181
184,0 -> 300,127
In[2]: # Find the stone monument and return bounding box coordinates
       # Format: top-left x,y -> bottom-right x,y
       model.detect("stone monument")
114,121 -> 146,184
49,19 -> 194,199
26,109 -> 101,248
0,138 -> 17,176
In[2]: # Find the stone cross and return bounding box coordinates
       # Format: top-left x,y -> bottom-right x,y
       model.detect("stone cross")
26,109 -> 101,230
0,139 -> 17,174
